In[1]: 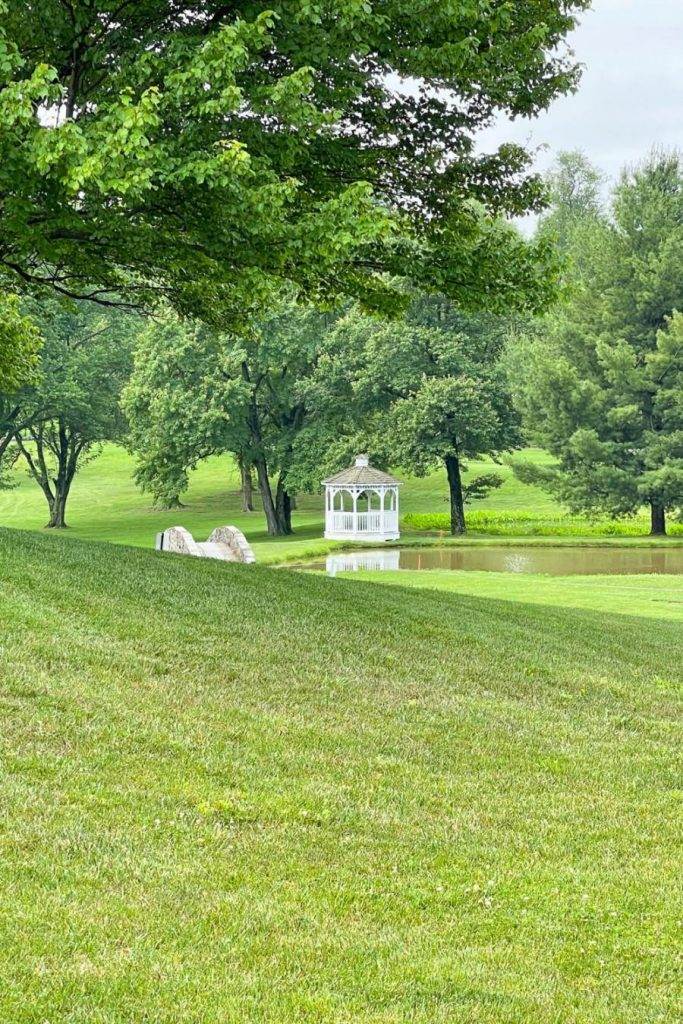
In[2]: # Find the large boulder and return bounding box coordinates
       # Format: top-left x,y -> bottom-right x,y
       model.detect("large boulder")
156,525 -> 255,564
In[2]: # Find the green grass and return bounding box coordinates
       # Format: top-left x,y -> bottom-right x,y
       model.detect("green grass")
2,445 -> 678,563
0,528 -> 681,1022
334,569 -> 683,621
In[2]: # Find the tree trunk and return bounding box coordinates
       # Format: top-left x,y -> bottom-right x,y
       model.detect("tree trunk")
650,501 -> 666,536
238,456 -> 254,512
47,486 -> 70,528
253,455 -> 290,536
444,454 -> 466,535
275,476 -> 293,535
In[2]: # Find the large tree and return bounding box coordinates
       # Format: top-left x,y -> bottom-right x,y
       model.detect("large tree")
0,0 -> 584,331
4,299 -> 135,526
123,303 -> 332,535
508,151 -> 683,535
295,296 -> 521,533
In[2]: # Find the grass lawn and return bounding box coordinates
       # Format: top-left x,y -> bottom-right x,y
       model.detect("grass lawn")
0,529 -> 681,1022
332,569 -> 683,622
1,445 -> 679,564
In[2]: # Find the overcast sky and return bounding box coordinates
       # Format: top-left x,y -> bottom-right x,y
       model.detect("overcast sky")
477,0 -> 683,222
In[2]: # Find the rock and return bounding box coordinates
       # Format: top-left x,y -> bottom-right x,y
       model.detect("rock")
207,525 -> 256,564
156,525 -> 255,564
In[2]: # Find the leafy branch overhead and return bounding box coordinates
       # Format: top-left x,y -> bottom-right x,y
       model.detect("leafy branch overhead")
1,1 -> 587,321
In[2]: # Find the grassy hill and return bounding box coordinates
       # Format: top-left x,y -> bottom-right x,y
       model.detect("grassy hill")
0,445 -> 680,562
1,528 -> 681,1022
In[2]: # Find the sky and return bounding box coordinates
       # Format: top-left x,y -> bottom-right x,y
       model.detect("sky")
477,0 -> 683,222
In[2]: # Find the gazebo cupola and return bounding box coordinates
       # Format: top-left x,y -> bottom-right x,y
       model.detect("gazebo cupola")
323,454 -> 401,542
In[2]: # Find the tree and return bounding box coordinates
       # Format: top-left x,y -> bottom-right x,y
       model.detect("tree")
507,151 -> 683,535
536,150 -> 604,253
298,298 -> 521,534
123,303 -> 333,535
0,293 -> 41,393
0,294 -> 42,486
0,1 -> 584,332
5,300 -> 135,526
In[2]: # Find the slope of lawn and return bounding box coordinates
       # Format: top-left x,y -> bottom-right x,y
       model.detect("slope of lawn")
1,528 -> 681,1023
2,445 -> 678,562
332,568 -> 683,622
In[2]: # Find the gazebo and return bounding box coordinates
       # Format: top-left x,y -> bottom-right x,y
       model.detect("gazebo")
323,455 -> 401,542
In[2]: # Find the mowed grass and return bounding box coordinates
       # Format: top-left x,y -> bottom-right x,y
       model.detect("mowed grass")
1,528 -> 681,1022
334,569 -> 683,622
5,444 -> 678,563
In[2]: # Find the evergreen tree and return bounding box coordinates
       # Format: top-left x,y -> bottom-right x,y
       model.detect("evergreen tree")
508,151 -> 683,534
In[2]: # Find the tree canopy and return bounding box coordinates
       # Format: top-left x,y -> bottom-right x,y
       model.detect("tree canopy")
508,151 -> 683,535
1,0 -> 586,325
2,299 -> 135,525
298,296 -> 520,533
0,292 -> 42,393
123,302 -> 332,534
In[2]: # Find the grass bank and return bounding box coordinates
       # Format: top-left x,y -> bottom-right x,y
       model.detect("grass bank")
1,529 -> 681,1022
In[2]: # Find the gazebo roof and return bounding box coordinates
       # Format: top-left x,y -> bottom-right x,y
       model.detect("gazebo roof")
323,454 -> 402,488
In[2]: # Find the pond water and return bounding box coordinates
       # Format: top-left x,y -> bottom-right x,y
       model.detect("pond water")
301,546 -> 683,576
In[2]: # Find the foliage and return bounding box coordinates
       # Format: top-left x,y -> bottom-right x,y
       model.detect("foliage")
0,291 -> 41,393
5,299 -> 135,526
300,296 -> 522,533
123,303 -> 333,534
536,149 -> 604,254
507,151 -> 683,535
123,315 -> 249,508
0,293 -> 43,488
461,472 -> 505,503
0,1 -> 586,320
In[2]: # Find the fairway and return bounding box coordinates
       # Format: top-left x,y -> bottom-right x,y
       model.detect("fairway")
1,529 -> 681,1023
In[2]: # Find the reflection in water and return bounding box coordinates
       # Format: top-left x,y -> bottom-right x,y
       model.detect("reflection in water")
503,553 -> 533,574
326,550 -> 401,576
305,545 -> 683,576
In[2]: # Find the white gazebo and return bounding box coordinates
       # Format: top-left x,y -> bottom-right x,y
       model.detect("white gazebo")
323,455 -> 401,542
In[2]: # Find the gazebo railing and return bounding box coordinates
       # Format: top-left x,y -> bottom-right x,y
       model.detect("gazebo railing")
328,511 -> 398,534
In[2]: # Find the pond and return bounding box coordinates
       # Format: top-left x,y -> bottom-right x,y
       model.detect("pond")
300,546 -> 683,576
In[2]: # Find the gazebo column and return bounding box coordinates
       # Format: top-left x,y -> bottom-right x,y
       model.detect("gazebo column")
352,489 -> 358,534
380,488 -> 385,536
